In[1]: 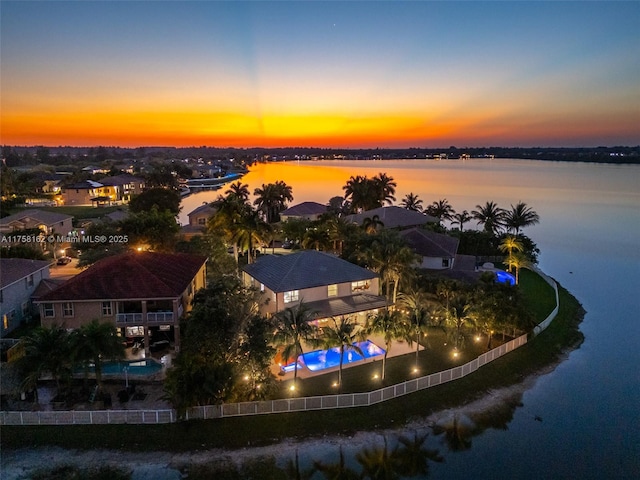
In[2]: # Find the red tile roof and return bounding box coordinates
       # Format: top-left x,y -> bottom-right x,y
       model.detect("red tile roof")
38,252 -> 207,301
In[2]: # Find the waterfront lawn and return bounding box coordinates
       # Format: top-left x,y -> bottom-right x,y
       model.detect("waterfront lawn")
2,276 -> 584,452
519,268 -> 557,322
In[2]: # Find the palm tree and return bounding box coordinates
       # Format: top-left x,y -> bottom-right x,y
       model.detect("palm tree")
446,293 -> 473,351
233,208 -> 269,264
452,210 -> 472,231
471,201 -> 506,236
398,288 -> 434,370
272,303 -> 318,389
364,230 -> 418,304
498,234 -> 524,272
302,227 -> 331,251
362,214 -> 384,234
343,175 -> 376,213
325,216 -> 357,254
209,193 -> 249,264
74,320 -> 125,391
426,199 -> 455,224
504,201 -> 540,235
400,192 -> 424,212
365,309 -> 409,380
224,181 -> 250,203
319,316 -> 363,392
18,325 -> 73,401
373,172 -> 397,206
253,181 -> 293,223
506,251 -> 531,285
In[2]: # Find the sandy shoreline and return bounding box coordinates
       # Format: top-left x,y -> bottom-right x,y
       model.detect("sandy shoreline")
1,358 -> 562,480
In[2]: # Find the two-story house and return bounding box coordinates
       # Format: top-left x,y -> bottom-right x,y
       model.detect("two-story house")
0,209 -> 74,237
399,227 -> 459,269
0,259 -> 52,337
34,252 -> 207,353
242,250 -> 388,325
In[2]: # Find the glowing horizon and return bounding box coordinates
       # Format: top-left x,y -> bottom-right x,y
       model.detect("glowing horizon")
1,2 -> 639,148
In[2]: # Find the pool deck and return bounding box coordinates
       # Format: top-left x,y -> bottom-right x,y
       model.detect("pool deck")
273,335 -> 422,380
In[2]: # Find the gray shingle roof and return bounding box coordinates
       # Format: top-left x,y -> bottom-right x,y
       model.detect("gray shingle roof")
0,259 -> 51,289
399,227 -> 459,258
0,209 -> 73,227
281,201 -> 327,217
243,250 -> 377,292
345,206 -> 437,229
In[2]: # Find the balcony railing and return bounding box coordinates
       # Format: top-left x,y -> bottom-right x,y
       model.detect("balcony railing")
115,305 -> 183,326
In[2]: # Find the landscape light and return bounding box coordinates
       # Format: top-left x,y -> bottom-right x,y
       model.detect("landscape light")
289,385 -> 295,391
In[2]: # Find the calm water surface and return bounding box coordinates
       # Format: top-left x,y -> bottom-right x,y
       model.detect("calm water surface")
180,159 -> 640,478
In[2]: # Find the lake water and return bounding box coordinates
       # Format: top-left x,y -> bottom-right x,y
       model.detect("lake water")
180,158 -> 640,478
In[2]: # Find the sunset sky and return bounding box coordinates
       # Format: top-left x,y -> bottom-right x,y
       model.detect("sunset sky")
1,1 -> 639,148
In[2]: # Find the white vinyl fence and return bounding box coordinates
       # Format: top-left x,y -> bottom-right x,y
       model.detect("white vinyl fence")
1,271 -> 559,426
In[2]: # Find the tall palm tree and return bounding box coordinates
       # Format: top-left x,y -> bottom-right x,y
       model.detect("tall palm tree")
319,316 -> 363,392
233,208 -> 269,264
209,193 -> 249,264
471,201 -> 506,236
498,234 -> 524,272
325,216 -> 357,254
343,175 -> 377,213
426,199 -> 455,224
373,172 -> 397,206
272,303 -> 318,389
365,309 -> 409,380
504,201 -> 540,235
452,210 -> 472,231
224,181 -> 250,203
398,288 -> 434,370
506,251 -> 531,285
74,320 -> 125,391
253,181 -> 293,224
364,230 -> 418,304
18,325 -> 73,401
446,294 -> 473,351
400,192 -> 424,212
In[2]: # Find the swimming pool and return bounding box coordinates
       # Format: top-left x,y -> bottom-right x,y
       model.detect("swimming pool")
495,270 -> 516,285
86,359 -> 163,376
282,340 -> 385,373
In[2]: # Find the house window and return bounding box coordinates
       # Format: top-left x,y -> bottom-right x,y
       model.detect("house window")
43,303 -> 55,318
102,301 -> 113,316
63,302 -> 74,317
351,280 -> 370,292
22,302 -> 30,316
197,218 -> 206,225
26,275 -> 34,288
328,284 -> 338,297
442,258 -> 450,268
2,314 -> 7,330
283,290 -> 299,303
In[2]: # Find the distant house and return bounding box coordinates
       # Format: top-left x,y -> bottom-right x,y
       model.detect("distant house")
97,174 -> 145,203
0,209 -> 74,237
345,206 -> 438,230
0,259 -> 51,337
187,203 -> 217,227
242,250 -> 388,324
280,201 -> 328,222
399,227 -> 459,269
62,175 -> 144,206
34,252 -> 207,353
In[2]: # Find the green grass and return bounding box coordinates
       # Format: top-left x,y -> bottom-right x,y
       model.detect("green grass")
2,276 -> 584,452
519,268 -> 557,322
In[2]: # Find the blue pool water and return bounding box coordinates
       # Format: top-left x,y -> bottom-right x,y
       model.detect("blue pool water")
495,270 -> 516,285
87,359 -> 163,376
282,340 -> 385,373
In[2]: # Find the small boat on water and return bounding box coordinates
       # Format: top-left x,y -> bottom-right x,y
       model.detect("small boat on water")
185,172 -> 243,188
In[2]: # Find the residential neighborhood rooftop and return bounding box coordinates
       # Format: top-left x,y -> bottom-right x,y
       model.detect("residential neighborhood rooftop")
37,252 -> 207,301
399,227 -> 460,258
0,258 -> 52,289
0,209 -> 73,227
243,250 -> 377,293
280,201 -> 327,217
345,206 -> 438,229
